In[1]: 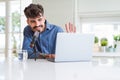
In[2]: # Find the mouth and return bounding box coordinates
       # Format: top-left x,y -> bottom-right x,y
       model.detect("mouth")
32,25 -> 43,32
33,25 -> 43,29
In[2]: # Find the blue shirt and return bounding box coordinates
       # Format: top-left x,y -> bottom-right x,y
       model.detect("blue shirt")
22,20 -> 63,59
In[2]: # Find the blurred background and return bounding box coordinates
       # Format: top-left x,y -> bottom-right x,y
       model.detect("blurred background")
1,0 -> 120,59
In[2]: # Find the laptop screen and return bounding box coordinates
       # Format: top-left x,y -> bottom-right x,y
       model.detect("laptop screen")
54,33 -> 94,62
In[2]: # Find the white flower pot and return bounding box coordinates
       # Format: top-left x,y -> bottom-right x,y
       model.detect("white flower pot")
116,41 -> 120,52
100,46 -> 107,52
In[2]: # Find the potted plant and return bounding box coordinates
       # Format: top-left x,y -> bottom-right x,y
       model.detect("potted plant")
94,36 -> 99,44
114,34 -> 120,52
100,38 -> 108,46
100,37 -> 108,52
108,45 -> 116,52
94,36 -> 100,52
114,34 -> 120,42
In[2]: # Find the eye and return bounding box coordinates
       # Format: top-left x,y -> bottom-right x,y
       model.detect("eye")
38,18 -> 42,21
30,20 -> 35,23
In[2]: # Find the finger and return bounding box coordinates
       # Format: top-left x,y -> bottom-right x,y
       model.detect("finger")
51,54 -> 55,58
71,23 -> 74,32
45,54 -> 49,58
69,22 -> 72,32
70,23 -> 76,33
65,23 -> 69,32
49,54 -> 52,58
73,25 -> 76,33
65,24 -> 68,32
71,23 -> 76,33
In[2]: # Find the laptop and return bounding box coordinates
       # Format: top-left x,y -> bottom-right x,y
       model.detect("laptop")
47,33 -> 94,62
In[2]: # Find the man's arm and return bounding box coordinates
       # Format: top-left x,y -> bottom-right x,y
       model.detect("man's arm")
47,22 -> 76,59
22,27 -> 40,59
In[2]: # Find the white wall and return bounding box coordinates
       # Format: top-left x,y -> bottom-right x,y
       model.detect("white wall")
32,0 -> 120,31
33,0 -> 75,30
78,0 -> 120,16
78,0 -> 120,12
76,0 -> 120,32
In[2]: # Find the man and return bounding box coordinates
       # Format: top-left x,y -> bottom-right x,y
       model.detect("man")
22,3 -> 76,59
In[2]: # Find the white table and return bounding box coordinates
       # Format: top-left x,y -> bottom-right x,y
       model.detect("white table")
0,58 -> 120,80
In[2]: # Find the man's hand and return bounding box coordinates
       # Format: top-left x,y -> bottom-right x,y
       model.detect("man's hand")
45,54 -> 55,59
38,53 -> 55,59
65,22 -> 76,33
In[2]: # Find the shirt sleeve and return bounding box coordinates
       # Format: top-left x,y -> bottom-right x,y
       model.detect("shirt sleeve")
57,26 -> 64,33
22,27 -> 40,59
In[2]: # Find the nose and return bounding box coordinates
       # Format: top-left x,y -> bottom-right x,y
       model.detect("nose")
35,20 -> 40,27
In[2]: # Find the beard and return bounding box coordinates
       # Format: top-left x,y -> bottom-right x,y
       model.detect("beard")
32,25 -> 45,32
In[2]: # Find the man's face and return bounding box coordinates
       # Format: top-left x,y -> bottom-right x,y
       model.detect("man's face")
27,15 -> 46,32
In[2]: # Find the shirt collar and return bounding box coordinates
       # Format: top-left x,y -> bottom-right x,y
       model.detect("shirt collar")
45,20 -> 52,30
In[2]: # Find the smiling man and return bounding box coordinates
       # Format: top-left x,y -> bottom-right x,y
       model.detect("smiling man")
22,3 -> 76,59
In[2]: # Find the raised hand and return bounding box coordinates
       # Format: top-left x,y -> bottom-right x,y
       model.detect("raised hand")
65,22 -> 76,33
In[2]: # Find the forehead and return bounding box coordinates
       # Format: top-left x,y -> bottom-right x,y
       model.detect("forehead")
28,16 -> 43,20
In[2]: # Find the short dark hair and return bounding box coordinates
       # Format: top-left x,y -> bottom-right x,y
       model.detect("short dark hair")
24,3 -> 44,18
